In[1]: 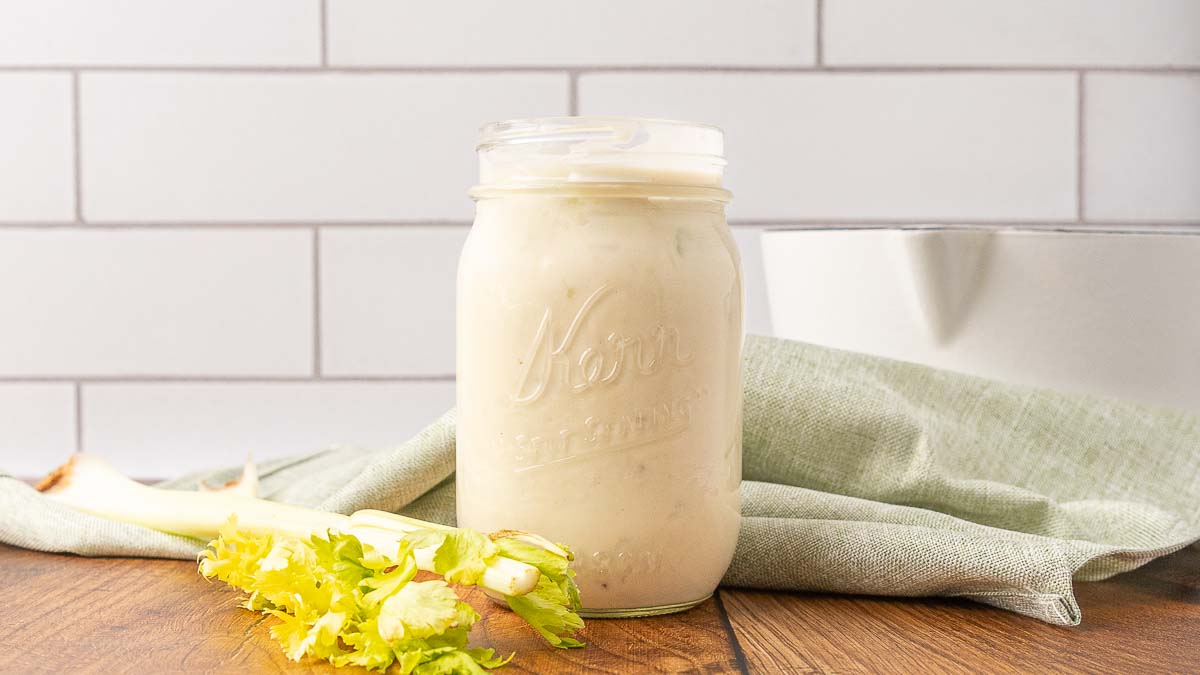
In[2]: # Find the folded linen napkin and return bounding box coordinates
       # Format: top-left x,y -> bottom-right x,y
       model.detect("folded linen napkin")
2,335 -> 1197,626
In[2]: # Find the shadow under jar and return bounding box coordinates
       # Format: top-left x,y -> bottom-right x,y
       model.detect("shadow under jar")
456,117 -> 743,617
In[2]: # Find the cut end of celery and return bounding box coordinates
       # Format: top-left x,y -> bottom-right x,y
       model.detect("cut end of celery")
35,454 -> 87,494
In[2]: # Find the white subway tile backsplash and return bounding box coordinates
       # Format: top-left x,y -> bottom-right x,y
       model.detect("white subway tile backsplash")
80,73 -> 568,222
82,381 -> 455,476
0,229 -> 312,376
328,0 -> 815,67
1085,74 -> 1200,222
579,73 -> 1077,221
321,227 -> 468,376
825,0 -> 1200,67
0,74 -> 73,221
0,384 -> 75,477
0,0 -> 320,66
0,1 -> 1195,477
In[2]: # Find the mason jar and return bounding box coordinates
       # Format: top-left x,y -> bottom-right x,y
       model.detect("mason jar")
457,117 -> 742,617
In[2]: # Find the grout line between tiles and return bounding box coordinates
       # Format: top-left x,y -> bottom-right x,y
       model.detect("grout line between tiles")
70,72 -> 83,222
1076,72 -> 1086,222
568,71 -> 579,115
0,220 -> 476,229
319,0 -> 329,67
73,382 -> 83,454
728,218 -> 1128,227
815,0 -> 824,67
42,375 -> 456,384
312,227 -> 322,376
0,65 -> 1197,74
2,219 -> 1197,230
743,222 -> 1200,232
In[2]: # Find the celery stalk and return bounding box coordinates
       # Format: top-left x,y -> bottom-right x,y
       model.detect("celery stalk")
38,454 -> 540,597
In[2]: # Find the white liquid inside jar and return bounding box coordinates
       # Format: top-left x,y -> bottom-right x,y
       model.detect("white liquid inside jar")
457,118 -> 742,616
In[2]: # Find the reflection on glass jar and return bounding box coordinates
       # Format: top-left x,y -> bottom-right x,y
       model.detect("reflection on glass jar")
457,117 -> 742,617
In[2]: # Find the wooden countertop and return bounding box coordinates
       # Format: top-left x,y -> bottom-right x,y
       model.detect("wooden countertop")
1,543 -> 1196,673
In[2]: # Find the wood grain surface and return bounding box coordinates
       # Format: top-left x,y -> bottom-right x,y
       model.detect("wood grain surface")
0,543 -> 1196,674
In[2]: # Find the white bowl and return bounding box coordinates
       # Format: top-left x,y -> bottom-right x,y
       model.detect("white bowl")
762,227 -> 1200,410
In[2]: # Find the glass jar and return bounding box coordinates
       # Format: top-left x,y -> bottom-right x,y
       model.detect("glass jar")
457,117 -> 742,617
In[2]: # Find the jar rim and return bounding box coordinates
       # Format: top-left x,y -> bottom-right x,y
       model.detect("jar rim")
477,116 -> 724,152
476,116 -> 727,191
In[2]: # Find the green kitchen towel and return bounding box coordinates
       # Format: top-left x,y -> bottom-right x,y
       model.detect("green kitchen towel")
2,335 -> 1198,626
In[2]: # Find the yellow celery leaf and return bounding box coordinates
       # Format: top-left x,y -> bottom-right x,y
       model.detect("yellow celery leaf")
377,580 -> 467,641
426,529 -> 497,587
201,517 -> 585,670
